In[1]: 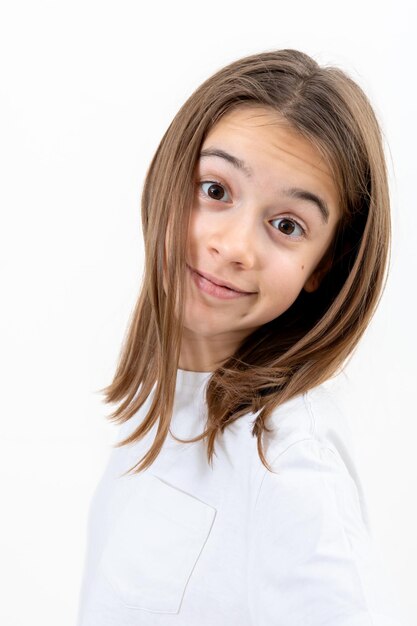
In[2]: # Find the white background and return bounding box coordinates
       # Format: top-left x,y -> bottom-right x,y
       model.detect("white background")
0,1 -> 416,624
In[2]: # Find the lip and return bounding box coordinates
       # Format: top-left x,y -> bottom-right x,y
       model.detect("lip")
187,264 -> 256,297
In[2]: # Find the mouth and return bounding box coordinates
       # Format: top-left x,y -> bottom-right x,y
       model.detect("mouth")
187,264 -> 256,298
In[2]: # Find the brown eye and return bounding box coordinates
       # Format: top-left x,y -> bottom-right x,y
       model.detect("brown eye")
270,217 -> 305,239
200,181 -> 230,202
279,219 -> 296,234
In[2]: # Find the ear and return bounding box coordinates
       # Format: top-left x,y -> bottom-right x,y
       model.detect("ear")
303,253 -> 333,293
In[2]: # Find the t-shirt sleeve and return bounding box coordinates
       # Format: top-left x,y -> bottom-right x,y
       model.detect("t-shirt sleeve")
247,437 -> 405,626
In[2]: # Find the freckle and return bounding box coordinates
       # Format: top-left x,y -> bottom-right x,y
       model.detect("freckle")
301,265 -> 305,270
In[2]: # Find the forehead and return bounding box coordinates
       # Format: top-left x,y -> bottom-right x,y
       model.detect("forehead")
201,105 -> 340,214
203,106 -> 330,177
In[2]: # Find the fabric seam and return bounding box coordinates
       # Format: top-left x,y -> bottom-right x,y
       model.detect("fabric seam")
247,434 -> 376,625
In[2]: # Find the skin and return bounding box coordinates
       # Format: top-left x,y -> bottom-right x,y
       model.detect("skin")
178,105 -> 341,372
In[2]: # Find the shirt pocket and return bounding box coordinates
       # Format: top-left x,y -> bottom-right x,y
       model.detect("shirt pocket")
98,473 -> 217,614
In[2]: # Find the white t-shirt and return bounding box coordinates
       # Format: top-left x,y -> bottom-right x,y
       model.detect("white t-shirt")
76,368 -> 404,625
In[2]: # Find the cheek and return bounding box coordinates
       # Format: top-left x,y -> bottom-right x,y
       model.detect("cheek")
261,261 -> 308,315
186,211 -> 207,257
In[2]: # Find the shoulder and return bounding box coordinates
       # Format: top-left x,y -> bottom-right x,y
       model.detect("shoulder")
254,380 -> 372,528
262,381 -> 360,480
247,388 -> 404,625
248,433 -> 402,625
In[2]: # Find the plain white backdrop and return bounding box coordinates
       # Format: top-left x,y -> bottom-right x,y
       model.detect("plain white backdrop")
0,1 -> 416,624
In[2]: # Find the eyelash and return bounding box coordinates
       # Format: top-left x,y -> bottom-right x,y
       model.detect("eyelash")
197,180 -> 307,240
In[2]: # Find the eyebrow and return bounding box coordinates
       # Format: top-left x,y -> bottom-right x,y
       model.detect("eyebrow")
200,148 -> 254,178
199,147 -> 330,224
282,187 -> 329,224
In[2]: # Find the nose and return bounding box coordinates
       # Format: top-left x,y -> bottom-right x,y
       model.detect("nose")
207,212 -> 258,268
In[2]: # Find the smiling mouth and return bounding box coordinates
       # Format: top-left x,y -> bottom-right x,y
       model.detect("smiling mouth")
187,265 -> 256,300
187,265 -> 255,294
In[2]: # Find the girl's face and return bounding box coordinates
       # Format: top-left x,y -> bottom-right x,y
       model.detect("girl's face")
180,105 -> 341,371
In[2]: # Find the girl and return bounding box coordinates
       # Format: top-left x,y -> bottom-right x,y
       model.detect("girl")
77,49 -> 404,625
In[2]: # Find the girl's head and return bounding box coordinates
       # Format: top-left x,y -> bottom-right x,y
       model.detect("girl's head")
105,49 -> 390,473
182,104 -> 341,370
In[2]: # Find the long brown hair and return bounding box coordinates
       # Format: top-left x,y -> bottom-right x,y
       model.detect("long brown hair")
100,49 -> 390,475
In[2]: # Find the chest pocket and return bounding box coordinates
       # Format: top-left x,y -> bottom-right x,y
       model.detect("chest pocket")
99,474 -> 217,614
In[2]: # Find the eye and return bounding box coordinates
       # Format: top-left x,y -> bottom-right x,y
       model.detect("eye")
199,181 -> 231,202
270,216 -> 306,239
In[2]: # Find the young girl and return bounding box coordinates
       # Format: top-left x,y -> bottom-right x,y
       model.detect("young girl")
77,49 -> 404,625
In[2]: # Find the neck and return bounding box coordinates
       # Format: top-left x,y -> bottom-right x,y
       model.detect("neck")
179,331 -> 240,372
